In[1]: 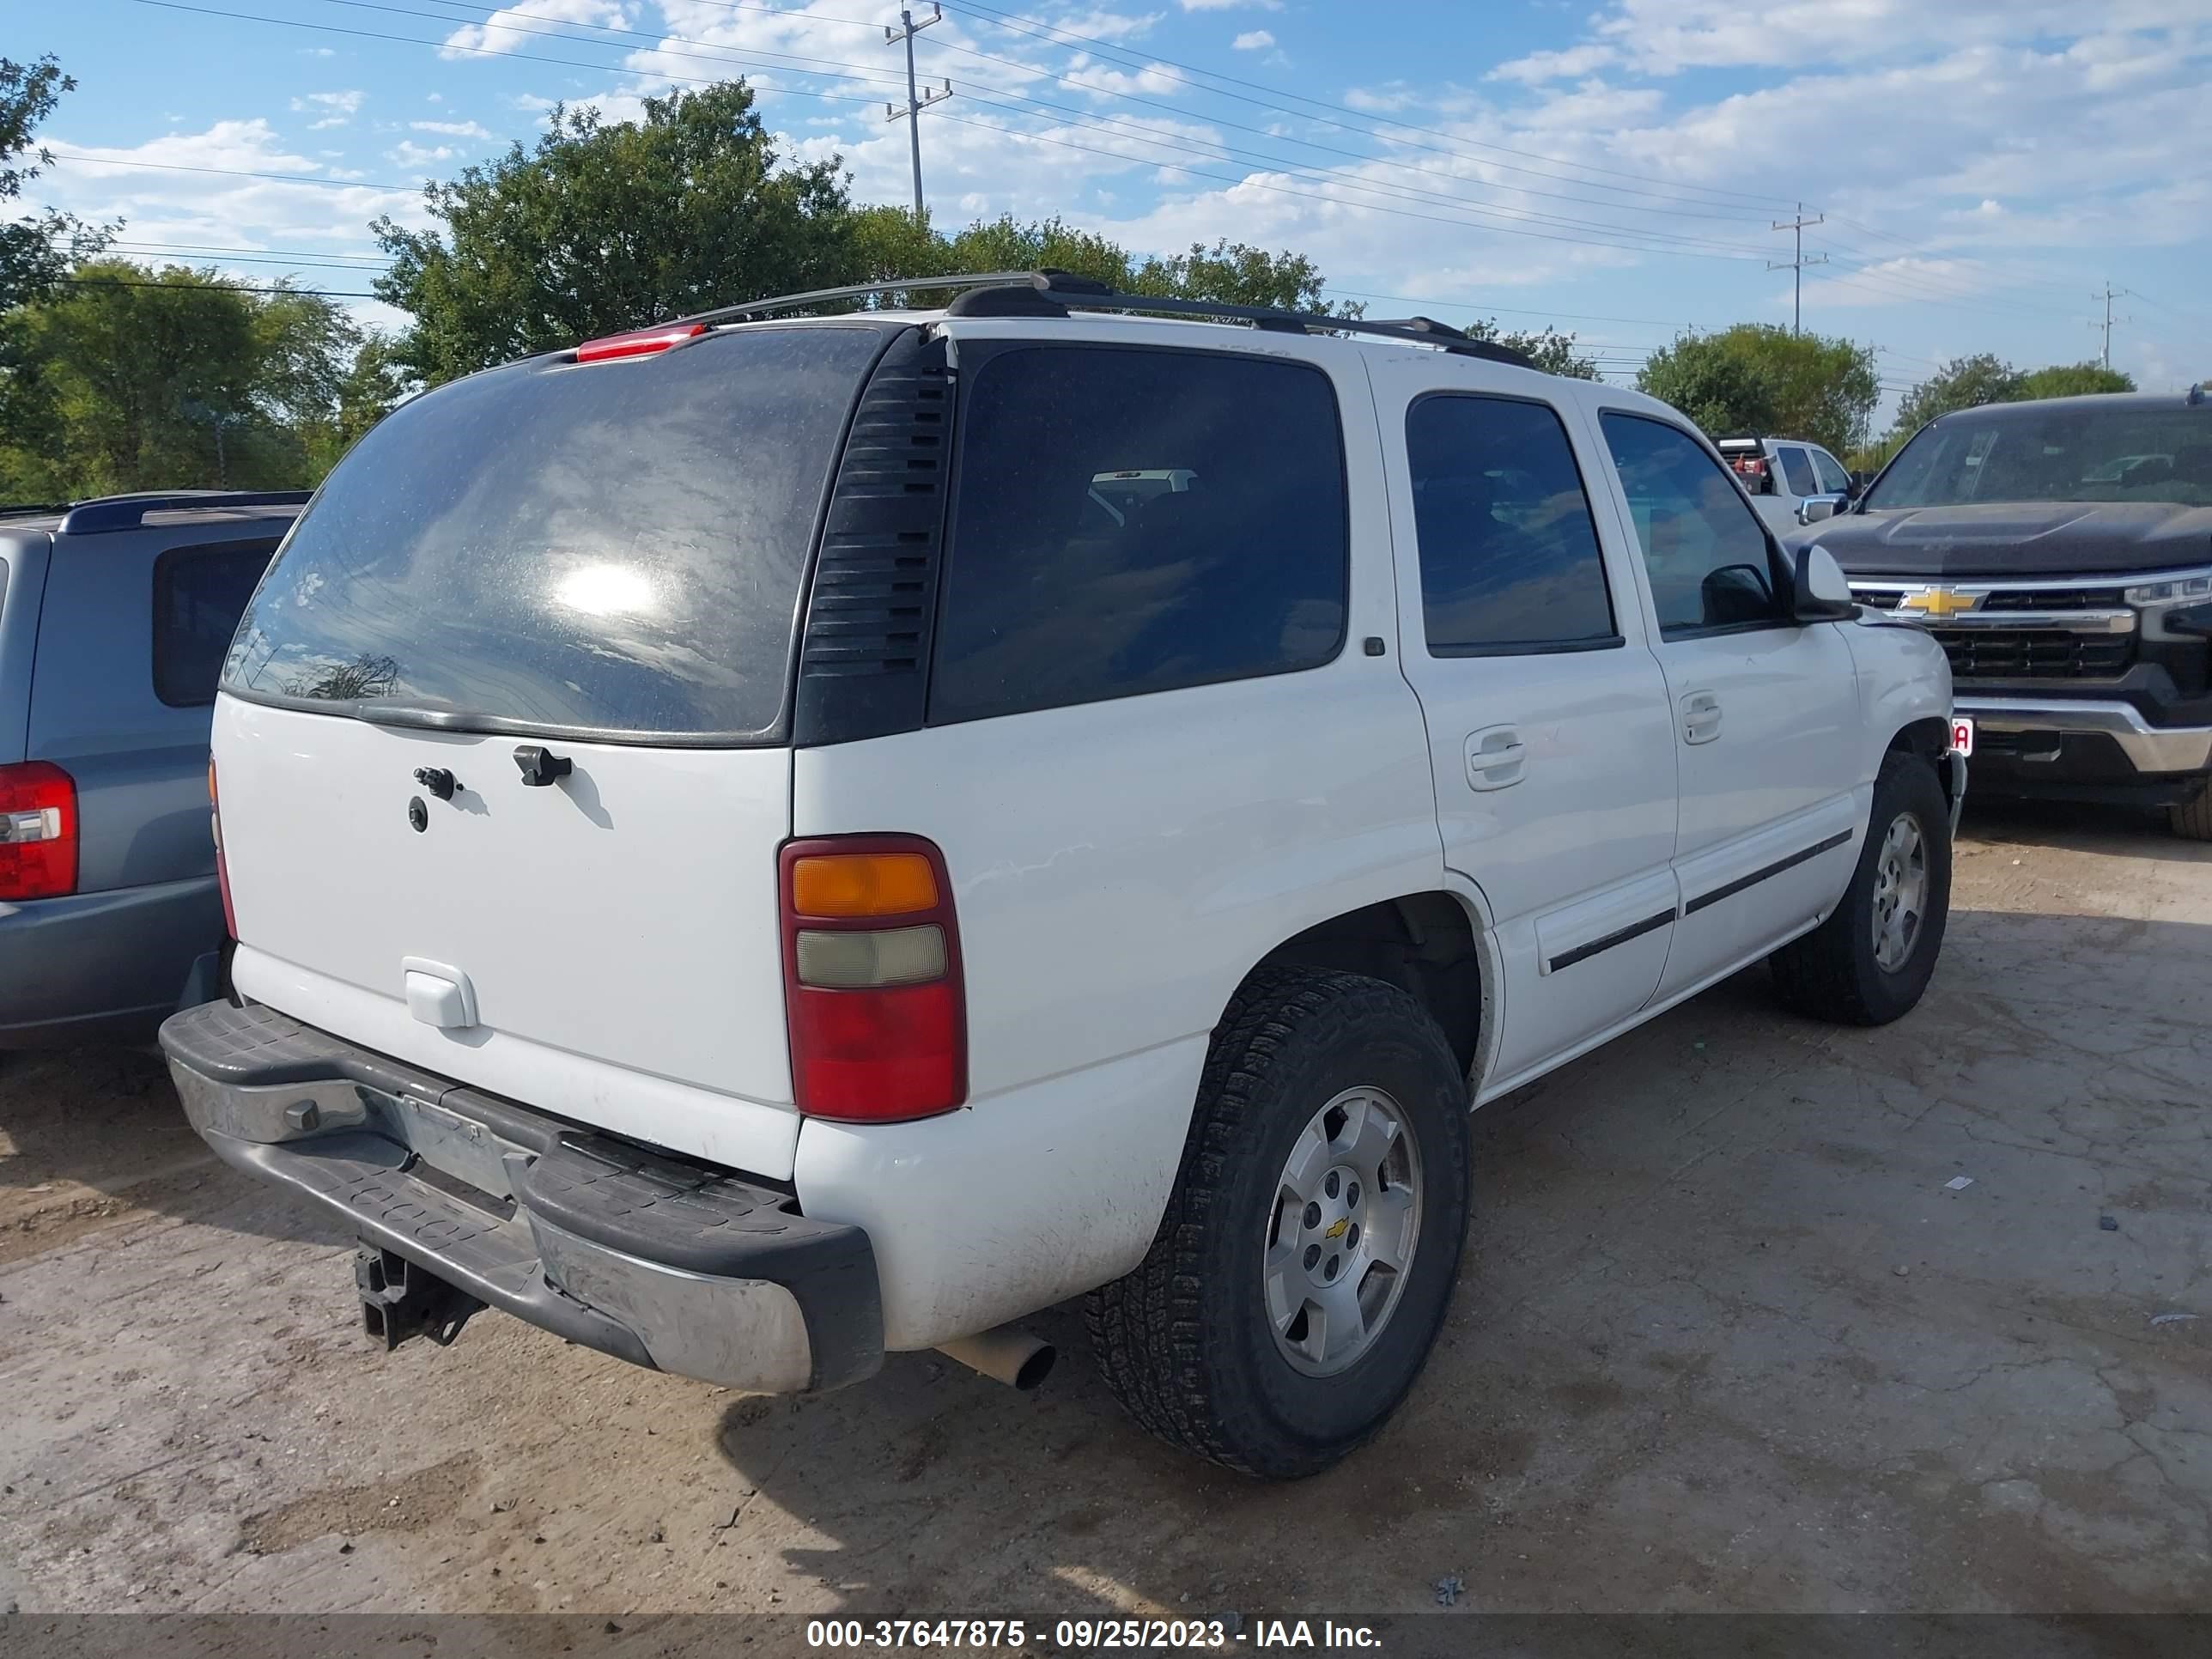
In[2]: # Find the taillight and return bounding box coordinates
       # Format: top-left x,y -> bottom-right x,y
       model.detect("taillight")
781,836 -> 965,1122
574,322 -> 706,362
0,760 -> 77,902
209,758 -> 236,939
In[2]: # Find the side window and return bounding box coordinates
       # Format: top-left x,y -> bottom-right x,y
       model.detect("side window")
1777,446 -> 1820,498
154,541 -> 276,707
1811,447 -> 1850,494
1599,414 -> 1785,636
1406,394 -> 1616,654
930,346 -> 1347,724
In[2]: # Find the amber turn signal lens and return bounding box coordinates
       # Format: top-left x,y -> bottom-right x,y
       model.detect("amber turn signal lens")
788,852 -> 939,918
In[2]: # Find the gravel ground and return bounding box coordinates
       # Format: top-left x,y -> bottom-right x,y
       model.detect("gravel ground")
1,800 -> 2207,1627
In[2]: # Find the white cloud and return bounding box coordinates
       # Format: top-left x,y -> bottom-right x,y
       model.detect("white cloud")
442,0 -> 633,59
1177,0 -> 1278,9
387,140 -> 459,168
411,119 -> 495,139
1342,83 -> 1422,113
1488,45 -> 1620,84
289,89 -> 365,130
299,47 -> 336,59
1231,30 -> 1274,51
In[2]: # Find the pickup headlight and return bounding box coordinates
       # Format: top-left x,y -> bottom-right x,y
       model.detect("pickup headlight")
2124,570 -> 2212,605
2126,568 -> 2212,641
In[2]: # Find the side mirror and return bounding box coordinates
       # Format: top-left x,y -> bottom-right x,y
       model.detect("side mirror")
1790,545 -> 1856,623
1798,495 -> 1843,525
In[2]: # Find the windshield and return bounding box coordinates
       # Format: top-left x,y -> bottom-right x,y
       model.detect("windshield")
1869,404 -> 2212,509
222,324 -> 890,743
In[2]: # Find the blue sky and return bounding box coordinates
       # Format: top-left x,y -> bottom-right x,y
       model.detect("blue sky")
22,0 -> 2212,420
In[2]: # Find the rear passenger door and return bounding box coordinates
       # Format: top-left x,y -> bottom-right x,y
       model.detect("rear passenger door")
1586,409 -> 1863,1001
1372,366 -> 1680,1089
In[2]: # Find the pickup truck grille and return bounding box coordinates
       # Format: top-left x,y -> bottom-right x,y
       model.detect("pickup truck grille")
1978,586 -> 2126,611
1929,628 -> 2135,680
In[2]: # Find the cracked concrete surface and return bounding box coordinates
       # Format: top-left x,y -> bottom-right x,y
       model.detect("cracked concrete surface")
0,800 -> 2206,1619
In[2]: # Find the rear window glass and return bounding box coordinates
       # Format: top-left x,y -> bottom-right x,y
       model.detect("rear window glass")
928,344 -> 1347,724
222,325 -> 889,740
155,540 -> 276,706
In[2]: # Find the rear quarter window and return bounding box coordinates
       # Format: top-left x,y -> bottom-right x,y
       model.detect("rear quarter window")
927,343 -> 1348,724
222,324 -> 891,742
154,539 -> 277,707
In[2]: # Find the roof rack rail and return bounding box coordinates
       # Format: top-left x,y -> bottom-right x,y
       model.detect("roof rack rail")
58,489 -> 313,537
665,270 -> 1540,371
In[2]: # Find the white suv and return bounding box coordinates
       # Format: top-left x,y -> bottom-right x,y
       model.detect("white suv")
163,274 -> 1961,1479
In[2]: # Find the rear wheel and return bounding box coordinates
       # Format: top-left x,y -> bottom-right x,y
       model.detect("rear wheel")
2169,781 -> 2212,842
1771,750 -> 1952,1025
1086,967 -> 1472,1479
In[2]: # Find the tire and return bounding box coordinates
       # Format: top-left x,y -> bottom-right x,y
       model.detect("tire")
1770,750 -> 1952,1026
1086,967 -> 1472,1480
2169,781 -> 2212,842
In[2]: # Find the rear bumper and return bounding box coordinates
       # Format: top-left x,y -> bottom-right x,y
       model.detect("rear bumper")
159,998 -> 884,1393
0,876 -> 223,1048
1955,696 -> 2212,804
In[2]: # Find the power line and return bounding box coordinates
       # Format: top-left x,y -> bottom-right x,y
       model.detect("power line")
51,149 -> 422,193
59,274 -> 379,296
936,0 -> 1799,212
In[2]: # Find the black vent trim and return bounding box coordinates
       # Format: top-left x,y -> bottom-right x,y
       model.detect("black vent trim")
793,329 -> 953,745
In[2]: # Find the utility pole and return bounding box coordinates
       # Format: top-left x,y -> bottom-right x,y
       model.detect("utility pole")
2092,283 -> 2131,370
884,3 -> 951,222
1768,203 -> 1829,335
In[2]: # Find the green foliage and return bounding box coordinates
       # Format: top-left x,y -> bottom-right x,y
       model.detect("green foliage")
849,207 -> 1356,316
1,55 -> 110,315
1637,324 -> 1879,455
0,261 -> 362,497
1461,318 -> 1597,380
1893,353 -> 2022,432
1890,355 -> 2137,441
374,82 -> 854,384
2016,362 -> 2136,400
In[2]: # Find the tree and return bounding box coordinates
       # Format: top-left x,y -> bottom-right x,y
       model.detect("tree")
1893,354 -> 2024,433
849,209 -> 1358,316
1637,324 -> 1879,455
1,55 -> 109,315
2016,362 -> 2135,400
0,262 -> 361,497
374,82 -> 854,384
301,335 -> 414,474
1462,318 -> 1597,380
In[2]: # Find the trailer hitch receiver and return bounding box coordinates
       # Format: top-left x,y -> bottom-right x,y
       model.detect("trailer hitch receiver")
355,1244 -> 485,1351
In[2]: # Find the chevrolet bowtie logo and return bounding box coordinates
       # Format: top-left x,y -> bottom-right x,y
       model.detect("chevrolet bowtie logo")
1899,586 -> 1980,618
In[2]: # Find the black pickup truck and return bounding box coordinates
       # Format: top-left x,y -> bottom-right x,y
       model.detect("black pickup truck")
1803,390 -> 2212,839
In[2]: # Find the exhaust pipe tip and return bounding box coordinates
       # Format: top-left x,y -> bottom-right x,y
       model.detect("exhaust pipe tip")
937,1324 -> 1057,1391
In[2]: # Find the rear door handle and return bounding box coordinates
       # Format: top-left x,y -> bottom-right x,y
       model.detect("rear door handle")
1466,725 -> 1528,791
1680,690 -> 1723,745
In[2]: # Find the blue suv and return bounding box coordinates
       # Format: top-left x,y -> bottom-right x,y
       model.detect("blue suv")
0,490 -> 302,1046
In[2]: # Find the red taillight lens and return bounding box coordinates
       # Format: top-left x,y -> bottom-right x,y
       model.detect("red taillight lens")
209,758 -> 236,939
0,760 -> 77,902
574,322 -> 707,362
781,836 -> 965,1122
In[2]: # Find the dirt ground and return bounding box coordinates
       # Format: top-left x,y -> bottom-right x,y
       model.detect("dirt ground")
2,801 -> 2207,1629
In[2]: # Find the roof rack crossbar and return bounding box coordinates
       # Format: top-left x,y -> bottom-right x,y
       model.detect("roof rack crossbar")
660,270 -> 1540,371
57,489 -> 313,537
